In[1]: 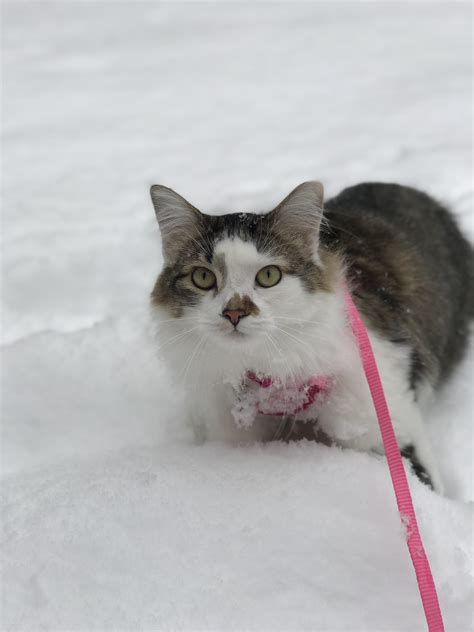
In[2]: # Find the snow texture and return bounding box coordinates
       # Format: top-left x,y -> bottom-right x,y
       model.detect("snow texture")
2,3 -> 473,631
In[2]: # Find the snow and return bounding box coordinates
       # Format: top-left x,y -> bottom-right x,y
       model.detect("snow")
2,2 -> 473,631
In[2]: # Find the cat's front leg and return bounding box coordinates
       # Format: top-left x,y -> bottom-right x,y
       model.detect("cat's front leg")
187,383 -> 270,444
189,408 -> 208,444
187,389 -> 237,443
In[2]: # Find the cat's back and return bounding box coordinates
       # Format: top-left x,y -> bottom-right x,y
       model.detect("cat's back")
323,182 -> 473,386
325,182 -> 465,245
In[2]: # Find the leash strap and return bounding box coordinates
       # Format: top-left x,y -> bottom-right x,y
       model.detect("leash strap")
343,287 -> 444,632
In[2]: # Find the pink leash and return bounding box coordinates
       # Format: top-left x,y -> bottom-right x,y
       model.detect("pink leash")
343,287 -> 444,632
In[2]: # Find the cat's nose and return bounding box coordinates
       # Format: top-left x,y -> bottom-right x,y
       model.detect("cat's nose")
222,309 -> 247,327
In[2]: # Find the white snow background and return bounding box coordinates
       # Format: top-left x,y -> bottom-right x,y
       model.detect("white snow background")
2,2 -> 473,631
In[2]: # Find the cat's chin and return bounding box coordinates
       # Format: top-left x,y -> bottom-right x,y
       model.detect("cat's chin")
216,328 -> 258,347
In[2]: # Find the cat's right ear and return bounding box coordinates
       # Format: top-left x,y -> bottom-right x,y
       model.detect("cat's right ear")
150,185 -> 202,261
270,181 -> 324,260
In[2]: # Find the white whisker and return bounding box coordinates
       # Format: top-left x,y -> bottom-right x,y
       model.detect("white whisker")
274,316 -> 323,325
156,317 -> 201,325
181,333 -> 208,382
272,326 -> 315,359
156,327 -> 198,353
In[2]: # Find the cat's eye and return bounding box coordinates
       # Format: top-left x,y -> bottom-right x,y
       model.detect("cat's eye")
256,265 -> 282,288
191,267 -> 216,290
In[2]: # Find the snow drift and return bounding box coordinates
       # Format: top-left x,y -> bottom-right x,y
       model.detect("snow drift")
2,3 -> 472,630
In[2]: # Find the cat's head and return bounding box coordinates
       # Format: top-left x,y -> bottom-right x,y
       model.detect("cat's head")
150,182 -> 339,376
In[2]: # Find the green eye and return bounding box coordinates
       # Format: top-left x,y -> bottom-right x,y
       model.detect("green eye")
256,265 -> 282,288
191,267 -> 216,290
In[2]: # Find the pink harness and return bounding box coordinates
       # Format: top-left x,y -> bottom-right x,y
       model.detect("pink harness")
246,371 -> 332,416
245,287 -> 444,631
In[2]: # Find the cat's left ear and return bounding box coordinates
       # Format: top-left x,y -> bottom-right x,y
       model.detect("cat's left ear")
271,181 -> 324,256
150,185 -> 202,261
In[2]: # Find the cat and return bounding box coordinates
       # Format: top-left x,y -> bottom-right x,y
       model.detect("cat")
149,181 -> 473,493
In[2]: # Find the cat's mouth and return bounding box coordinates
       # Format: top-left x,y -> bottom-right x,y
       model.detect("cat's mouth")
225,328 -> 246,337
216,317 -> 262,342
217,324 -> 251,342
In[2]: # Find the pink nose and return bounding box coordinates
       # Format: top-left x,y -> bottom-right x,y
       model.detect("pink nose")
222,309 -> 247,327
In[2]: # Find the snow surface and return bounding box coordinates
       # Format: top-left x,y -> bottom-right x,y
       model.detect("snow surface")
2,2 -> 473,630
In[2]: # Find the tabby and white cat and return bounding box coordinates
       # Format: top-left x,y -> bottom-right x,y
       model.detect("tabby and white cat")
150,181 -> 473,493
